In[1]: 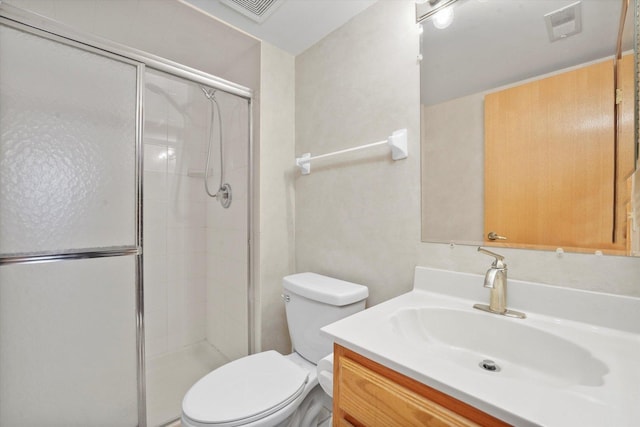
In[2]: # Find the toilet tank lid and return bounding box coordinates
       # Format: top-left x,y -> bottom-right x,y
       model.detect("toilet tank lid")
283,273 -> 368,306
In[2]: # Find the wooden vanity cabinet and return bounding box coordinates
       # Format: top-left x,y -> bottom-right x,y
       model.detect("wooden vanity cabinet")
332,344 -> 511,427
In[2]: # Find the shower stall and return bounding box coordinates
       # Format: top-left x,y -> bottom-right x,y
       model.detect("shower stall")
143,69 -> 251,426
0,4 -> 253,426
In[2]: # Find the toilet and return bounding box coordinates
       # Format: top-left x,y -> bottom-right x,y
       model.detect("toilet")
181,272 -> 368,427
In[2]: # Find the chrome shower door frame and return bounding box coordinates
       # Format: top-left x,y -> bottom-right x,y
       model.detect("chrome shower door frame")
0,3 -> 255,426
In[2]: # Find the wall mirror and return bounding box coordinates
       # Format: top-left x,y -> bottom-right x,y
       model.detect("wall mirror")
419,0 -> 640,256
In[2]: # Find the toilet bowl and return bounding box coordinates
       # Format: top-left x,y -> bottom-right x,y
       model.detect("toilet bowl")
181,352 -> 327,427
181,273 -> 368,427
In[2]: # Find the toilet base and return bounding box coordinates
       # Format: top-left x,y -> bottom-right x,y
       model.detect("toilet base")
283,385 -> 331,427
318,416 -> 332,427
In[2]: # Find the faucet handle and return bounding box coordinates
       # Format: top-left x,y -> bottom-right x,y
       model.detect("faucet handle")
477,246 -> 505,261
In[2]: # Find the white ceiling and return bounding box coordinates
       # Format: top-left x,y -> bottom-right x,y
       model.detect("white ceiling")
182,0 -> 378,55
421,0 -> 630,105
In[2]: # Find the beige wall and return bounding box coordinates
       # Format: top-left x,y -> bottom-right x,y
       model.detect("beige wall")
295,0 -> 421,307
421,96 -> 484,243
257,43 -> 296,354
294,0 -> 640,354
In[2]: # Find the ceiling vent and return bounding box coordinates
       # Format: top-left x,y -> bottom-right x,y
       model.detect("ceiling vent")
219,0 -> 285,23
544,1 -> 582,42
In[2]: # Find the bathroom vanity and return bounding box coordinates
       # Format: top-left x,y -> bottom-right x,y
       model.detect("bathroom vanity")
322,267 -> 640,426
332,344 -> 508,426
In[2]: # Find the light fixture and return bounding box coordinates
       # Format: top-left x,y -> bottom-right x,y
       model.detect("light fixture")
432,6 -> 454,29
415,0 -> 460,23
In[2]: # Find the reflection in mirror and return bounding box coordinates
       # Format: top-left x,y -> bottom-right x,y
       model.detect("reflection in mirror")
419,0 -> 639,256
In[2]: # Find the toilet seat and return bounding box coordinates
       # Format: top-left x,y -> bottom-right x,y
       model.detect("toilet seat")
182,351 -> 310,427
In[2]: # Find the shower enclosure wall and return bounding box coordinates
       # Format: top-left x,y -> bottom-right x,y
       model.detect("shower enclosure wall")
144,69 -> 250,426
0,4 -> 253,426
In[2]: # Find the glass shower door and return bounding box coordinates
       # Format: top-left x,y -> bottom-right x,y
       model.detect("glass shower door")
0,21 -> 141,426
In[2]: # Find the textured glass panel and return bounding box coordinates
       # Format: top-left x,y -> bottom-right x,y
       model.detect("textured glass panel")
0,24 -> 136,255
0,257 -> 138,426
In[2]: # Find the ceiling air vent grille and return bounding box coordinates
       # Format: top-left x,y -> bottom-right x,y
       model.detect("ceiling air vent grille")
219,0 -> 285,23
544,1 -> 582,42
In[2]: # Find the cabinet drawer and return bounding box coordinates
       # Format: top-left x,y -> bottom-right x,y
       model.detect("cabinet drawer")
337,356 -> 478,427
333,345 -> 511,427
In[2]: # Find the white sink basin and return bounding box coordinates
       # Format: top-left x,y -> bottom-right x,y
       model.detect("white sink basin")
322,267 -> 640,427
390,307 -> 608,387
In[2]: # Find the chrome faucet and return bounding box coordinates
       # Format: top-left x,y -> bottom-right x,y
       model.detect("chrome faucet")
473,247 -> 526,319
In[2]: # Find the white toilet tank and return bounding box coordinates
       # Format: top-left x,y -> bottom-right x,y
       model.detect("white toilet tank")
283,273 -> 368,364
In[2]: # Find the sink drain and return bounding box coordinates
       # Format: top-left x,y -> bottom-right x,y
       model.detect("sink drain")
479,359 -> 501,372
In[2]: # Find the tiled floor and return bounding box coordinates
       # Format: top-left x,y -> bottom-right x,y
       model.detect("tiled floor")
146,341 -> 229,427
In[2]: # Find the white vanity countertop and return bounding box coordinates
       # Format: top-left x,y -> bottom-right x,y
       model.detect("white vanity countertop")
321,267 -> 640,427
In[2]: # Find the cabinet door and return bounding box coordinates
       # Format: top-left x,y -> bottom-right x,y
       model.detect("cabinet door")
484,59 -> 617,252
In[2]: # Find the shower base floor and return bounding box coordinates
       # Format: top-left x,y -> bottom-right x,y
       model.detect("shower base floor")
146,341 -> 229,427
